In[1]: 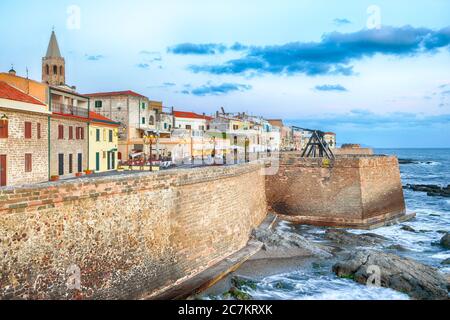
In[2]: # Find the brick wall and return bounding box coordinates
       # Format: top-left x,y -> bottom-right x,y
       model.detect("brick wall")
334,148 -> 374,156
0,162 -> 267,299
0,108 -> 49,186
265,153 -> 406,228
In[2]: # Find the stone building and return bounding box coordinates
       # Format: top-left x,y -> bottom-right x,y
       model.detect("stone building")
40,31 -> 91,179
324,132 -> 337,149
85,91 -> 161,161
0,81 -> 51,187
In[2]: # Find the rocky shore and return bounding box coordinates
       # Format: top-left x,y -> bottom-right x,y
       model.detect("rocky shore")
201,223 -> 450,300
404,184 -> 450,198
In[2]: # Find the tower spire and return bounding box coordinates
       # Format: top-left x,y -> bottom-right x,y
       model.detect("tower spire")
42,29 -> 65,85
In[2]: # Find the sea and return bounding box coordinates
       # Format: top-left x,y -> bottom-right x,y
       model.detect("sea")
212,148 -> 450,300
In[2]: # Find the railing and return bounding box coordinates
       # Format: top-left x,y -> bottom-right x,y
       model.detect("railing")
51,103 -> 89,118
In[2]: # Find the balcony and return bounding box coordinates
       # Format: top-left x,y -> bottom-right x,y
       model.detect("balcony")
51,102 -> 89,118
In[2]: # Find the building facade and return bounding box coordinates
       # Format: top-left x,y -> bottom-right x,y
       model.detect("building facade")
0,81 -> 51,187
88,112 -> 119,173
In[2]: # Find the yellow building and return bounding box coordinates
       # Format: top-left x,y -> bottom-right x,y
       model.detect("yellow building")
88,111 -> 119,173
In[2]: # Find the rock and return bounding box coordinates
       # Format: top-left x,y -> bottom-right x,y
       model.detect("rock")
252,228 -> 333,259
401,225 -> 417,233
404,184 -> 450,198
440,233 -> 450,249
231,276 -> 257,291
441,258 -> 450,265
398,159 -> 417,164
324,229 -> 388,247
332,250 -> 449,300
386,244 -> 409,252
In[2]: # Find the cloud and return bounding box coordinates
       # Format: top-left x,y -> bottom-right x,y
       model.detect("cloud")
333,18 -> 351,26
315,84 -> 348,92
182,83 -> 252,96
188,25 -> 450,77
168,43 -> 227,55
286,109 -> 450,130
148,82 -> 176,89
85,54 -> 104,61
137,63 -> 150,69
140,50 -> 160,55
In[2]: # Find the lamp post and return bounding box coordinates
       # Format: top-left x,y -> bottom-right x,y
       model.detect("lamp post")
245,137 -> 249,163
210,136 -> 216,165
144,132 -> 158,172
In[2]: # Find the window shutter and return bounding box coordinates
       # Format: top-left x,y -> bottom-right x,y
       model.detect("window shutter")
0,119 -> 8,138
37,123 -> 41,139
58,125 -> 64,139
69,126 -> 73,140
81,127 -> 84,140
75,127 -> 80,140
25,122 -> 32,139
25,154 -> 32,172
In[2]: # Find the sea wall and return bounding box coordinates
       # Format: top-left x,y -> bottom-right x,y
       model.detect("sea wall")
0,162 -> 267,299
265,153 -> 407,228
333,148 -> 374,156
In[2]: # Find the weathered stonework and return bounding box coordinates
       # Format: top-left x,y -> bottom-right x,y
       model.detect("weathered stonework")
265,153 -> 409,229
0,162 -> 267,299
0,108 -> 49,186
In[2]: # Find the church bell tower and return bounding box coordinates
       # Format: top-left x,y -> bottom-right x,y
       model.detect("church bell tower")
42,30 -> 65,86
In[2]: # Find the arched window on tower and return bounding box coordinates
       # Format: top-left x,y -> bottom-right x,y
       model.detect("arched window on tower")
53,65 -> 58,75
46,65 -> 49,75
60,66 -> 63,75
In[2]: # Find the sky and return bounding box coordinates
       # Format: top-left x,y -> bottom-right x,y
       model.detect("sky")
0,0 -> 449,148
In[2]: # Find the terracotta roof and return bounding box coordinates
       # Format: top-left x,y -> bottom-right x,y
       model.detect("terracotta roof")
173,110 -> 212,121
0,81 -> 46,106
85,90 -> 147,99
89,111 -> 119,126
324,132 -> 336,135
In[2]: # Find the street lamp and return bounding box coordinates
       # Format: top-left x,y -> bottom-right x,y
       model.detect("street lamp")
144,131 -> 158,171
210,136 -> 216,165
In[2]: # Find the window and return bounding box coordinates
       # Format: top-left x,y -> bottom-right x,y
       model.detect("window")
142,117 -> 146,125
46,65 -> 49,75
58,125 -> 64,139
69,126 -> 73,140
96,129 -> 100,142
0,118 -> 8,138
164,123 -> 167,130
53,65 -> 57,74
60,66 -> 63,75
24,122 -> 32,139
37,123 -> 41,139
109,130 -> 113,142
75,127 -> 80,140
199,125 -> 205,131
186,125 -> 192,130
69,154 -> 73,174
80,127 -> 84,140
142,102 -> 146,110
149,116 -> 155,126
233,125 -> 239,130
95,101 -> 102,108
25,154 -> 32,172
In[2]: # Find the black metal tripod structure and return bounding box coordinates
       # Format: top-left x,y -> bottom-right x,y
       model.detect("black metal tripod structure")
292,126 -> 335,159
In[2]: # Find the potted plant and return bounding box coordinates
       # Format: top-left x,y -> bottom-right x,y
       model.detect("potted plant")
85,169 -> 94,175
75,172 -> 83,177
50,175 -> 59,182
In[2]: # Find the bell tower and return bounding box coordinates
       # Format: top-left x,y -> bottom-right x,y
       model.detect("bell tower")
42,30 -> 65,86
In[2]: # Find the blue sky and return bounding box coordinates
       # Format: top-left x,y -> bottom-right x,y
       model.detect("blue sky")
1,0 -> 449,147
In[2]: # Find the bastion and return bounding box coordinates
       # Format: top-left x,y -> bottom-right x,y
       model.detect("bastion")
0,162 -> 267,299
265,153 -> 413,229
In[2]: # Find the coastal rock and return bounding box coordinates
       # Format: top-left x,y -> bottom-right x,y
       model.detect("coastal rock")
441,258 -> 450,265
398,159 -> 417,164
401,225 -> 417,233
324,229 -> 388,247
440,233 -> 450,249
252,228 -> 333,259
386,244 -> 409,252
332,250 -> 449,300
404,184 -> 450,198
